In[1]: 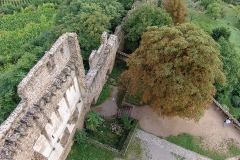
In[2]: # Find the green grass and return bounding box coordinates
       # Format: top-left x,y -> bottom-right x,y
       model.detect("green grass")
122,136 -> 143,160
166,133 -> 240,160
191,6 -> 240,55
66,141 -> 115,160
95,59 -> 128,105
110,59 -> 128,83
95,79 -> 112,105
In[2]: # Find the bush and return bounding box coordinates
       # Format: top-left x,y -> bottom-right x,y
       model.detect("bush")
120,114 -> 132,130
85,110 -> 102,132
211,27 -> 231,41
122,3 -> 173,52
117,0 -> 138,10
73,129 -> 87,144
231,96 -> 240,108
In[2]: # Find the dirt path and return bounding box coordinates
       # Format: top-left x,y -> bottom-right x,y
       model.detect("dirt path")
94,86 -> 240,151
131,105 -> 240,149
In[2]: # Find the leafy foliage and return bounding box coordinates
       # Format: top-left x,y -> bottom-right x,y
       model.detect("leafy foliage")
162,0 -> 188,25
95,79 -> 111,105
120,114 -> 132,130
0,4 -> 57,123
199,0 -> 217,9
122,3 -> 172,52
211,27 -> 231,41
0,5 -> 56,66
73,129 -> 87,144
56,0 -> 125,60
0,0 -> 61,14
121,23 -> 225,121
85,110 -> 101,132
117,0 -> 138,10
215,38 -> 240,105
66,141 -> 115,160
206,2 -> 228,20
231,96 -> 240,108
0,3 -> 21,14
85,116 -> 137,150
0,0 -> 125,123
187,8 -> 204,23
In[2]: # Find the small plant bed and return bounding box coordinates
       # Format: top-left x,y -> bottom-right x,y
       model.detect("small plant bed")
69,110 -> 138,158
84,110 -> 137,151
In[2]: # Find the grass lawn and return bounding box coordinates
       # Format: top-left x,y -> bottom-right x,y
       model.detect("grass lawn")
166,133 -> 240,160
66,142 -> 115,160
189,6 -> 240,55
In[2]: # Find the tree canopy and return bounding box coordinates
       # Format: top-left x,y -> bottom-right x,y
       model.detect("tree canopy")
116,0 -> 138,10
162,0 -> 188,25
122,3 -> 173,52
215,37 -> 240,104
56,0 -> 125,59
206,2 -> 228,20
121,23 -> 225,121
211,26 -> 231,41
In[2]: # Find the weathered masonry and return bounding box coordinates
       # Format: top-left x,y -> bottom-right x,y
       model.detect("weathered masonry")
0,32 -> 118,160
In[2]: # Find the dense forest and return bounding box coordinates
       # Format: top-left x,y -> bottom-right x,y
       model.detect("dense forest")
0,0 -> 240,123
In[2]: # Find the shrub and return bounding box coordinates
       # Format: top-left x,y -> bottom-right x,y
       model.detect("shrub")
231,96 -> 240,108
73,129 -> 87,144
211,27 -> 231,41
120,114 -> 132,130
117,0 -> 138,10
85,110 -> 101,132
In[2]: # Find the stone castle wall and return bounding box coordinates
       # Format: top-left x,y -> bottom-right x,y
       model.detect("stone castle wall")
0,31 -> 118,160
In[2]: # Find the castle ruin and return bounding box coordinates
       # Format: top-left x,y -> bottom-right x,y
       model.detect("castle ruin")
0,32 -> 118,160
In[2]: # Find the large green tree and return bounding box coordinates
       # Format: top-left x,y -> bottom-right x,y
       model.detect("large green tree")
162,0 -> 188,25
206,2 -> 228,20
56,0 -> 125,59
215,37 -> 240,104
121,23 -> 225,120
211,27 -> 231,41
122,3 -> 172,52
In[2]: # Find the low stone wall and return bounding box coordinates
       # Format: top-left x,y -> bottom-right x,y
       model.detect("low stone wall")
212,98 -> 240,130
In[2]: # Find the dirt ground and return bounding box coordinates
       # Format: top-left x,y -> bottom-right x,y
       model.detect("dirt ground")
94,86 -> 240,152
131,105 -> 240,150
